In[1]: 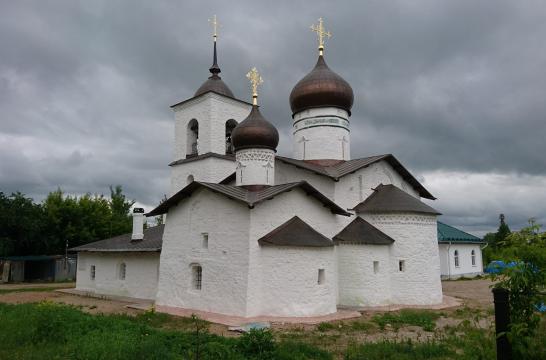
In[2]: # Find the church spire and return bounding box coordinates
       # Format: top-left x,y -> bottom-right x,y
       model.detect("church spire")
208,15 -> 221,75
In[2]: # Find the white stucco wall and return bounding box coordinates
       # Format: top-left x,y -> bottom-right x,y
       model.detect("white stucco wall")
292,107 -> 350,160
172,93 -> 251,160
247,188 -> 340,317
362,213 -> 443,305
170,157 -> 236,195
335,161 -> 420,211
235,148 -> 275,186
156,189 -> 251,316
439,243 -> 483,279
337,244 -> 392,306
75,252 -> 160,300
274,161 -> 335,199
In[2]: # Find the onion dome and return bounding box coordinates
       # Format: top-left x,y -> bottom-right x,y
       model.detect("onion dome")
194,41 -> 235,98
231,105 -> 279,151
289,55 -> 354,115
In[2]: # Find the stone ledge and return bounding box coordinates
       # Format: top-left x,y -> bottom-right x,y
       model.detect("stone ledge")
156,305 -> 361,326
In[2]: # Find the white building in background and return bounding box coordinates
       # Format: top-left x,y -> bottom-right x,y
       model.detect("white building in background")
437,222 -> 485,279
72,19 -> 483,316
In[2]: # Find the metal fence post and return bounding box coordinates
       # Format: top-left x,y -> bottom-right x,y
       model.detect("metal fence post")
492,287 -> 512,360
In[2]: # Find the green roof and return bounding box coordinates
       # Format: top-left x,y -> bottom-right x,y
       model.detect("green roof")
437,222 -> 484,244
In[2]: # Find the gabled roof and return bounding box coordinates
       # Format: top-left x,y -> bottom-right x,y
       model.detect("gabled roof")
69,225 -> 164,252
146,181 -> 351,217
169,152 -> 235,167
276,154 -> 435,200
437,222 -> 484,244
352,184 -> 440,215
333,217 -> 395,245
258,216 -> 333,247
170,90 -> 253,109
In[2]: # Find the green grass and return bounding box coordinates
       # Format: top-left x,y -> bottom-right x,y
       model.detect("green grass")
0,301 -> 543,359
0,302 -> 331,360
345,339 -> 453,360
372,309 -> 441,332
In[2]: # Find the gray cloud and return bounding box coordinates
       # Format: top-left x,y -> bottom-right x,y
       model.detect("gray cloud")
1,0 -> 545,234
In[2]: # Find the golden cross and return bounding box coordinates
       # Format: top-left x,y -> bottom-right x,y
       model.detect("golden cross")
310,17 -> 331,55
246,67 -> 263,105
208,15 -> 219,40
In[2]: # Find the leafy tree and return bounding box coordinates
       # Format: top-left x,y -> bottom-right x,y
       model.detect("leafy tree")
493,219 -> 546,357
0,192 -> 46,256
0,185 -> 135,256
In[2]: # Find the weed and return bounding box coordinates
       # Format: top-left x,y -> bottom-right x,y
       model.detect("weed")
317,322 -> 335,332
372,309 -> 440,332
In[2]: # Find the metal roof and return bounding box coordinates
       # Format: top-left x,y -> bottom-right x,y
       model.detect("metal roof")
69,225 -> 164,252
276,154 -> 435,200
437,222 -> 484,244
353,184 -> 440,215
169,152 -> 235,167
333,217 -> 395,245
258,216 -> 333,247
146,181 -> 351,217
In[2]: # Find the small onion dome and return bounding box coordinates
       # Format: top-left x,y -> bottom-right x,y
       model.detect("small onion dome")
194,41 -> 235,98
289,55 -> 354,116
231,105 -> 279,151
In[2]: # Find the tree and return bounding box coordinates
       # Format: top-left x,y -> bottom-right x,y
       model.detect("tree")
108,185 -> 134,236
493,220 -> 546,357
0,192 -> 46,256
495,213 -> 511,248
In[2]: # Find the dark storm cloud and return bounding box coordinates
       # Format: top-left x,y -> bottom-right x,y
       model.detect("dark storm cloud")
1,0 -> 545,233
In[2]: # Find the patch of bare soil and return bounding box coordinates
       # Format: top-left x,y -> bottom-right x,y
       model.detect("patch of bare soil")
442,278 -> 495,308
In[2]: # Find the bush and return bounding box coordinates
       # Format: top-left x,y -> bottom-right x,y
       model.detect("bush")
236,328 -> 276,360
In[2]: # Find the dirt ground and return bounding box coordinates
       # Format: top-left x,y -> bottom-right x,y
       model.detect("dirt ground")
441,278 -> 495,308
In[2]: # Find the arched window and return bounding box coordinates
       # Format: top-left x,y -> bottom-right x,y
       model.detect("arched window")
454,250 -> 460,268
191,264 -> 202,290
471,250 -> 476,266
119,263 -> 126,280
187,175 -> 194,184
225,119 -> 238,154
187,119 -> 199,157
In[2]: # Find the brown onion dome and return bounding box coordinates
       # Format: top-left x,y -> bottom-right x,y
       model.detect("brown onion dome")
231,105 -> 279,151
289,55 -> 354,116
194,41 -> 235,98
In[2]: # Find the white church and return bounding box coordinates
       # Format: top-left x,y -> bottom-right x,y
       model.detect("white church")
72,19 -> 484,318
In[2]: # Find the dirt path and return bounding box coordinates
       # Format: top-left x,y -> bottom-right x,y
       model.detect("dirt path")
442,279 -> 495,308
0,282 -> 75,290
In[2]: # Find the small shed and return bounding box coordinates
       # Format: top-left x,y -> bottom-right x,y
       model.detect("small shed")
0,255 -> 77,283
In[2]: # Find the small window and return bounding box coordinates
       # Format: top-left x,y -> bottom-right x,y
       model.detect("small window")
373,261 -> 379,274
398,260 -> 405,272
90,265 -> 96,280
454,250 -> 460,268
192,265 -> 202,290
119,263 -> 126,280
202,233 -> 209,249
317,269 -> 325,285
471,250 -> 476,266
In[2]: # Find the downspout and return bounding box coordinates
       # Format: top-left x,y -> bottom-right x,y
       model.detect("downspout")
447,242 -> 452,280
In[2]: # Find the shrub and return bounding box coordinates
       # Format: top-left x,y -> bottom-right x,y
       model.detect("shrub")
236,329 -> 276,360
316,322 -> 335,332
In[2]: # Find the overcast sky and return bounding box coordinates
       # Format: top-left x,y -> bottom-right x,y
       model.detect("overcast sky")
1,0 -> 545,235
